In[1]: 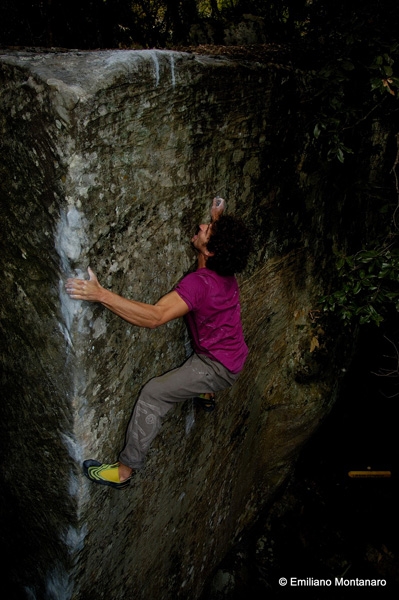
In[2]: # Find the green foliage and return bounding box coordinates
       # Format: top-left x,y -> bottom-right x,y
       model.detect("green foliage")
278,1 -> 399,160
321,243 -> 399,326
370,46 -> 399,97
310,57 -> 359,163
305,21 -> 399,164
198,0 -> 239,16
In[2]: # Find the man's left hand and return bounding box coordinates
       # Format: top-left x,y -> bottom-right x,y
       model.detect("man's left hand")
210,197 -> 226,221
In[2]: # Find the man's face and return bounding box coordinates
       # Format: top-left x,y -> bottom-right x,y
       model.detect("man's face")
191,222 -> 213,255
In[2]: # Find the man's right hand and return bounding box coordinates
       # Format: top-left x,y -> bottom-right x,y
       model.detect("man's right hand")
210,197 -> 226,221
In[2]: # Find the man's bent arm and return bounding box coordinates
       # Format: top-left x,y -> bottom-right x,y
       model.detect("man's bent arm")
66,267 -> 189,329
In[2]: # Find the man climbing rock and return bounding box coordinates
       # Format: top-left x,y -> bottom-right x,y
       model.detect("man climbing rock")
66,198 -> 252,489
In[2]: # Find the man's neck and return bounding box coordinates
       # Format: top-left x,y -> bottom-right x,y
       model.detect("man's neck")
196,254 -> 208,270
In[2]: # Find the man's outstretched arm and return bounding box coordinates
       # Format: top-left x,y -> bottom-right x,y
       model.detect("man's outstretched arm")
66,267 -> 189,329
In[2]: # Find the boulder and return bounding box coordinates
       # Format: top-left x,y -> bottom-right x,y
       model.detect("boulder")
0,49 -> 348,599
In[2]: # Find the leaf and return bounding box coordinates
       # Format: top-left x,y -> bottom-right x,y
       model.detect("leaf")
353,282 -> 362,294
310,336 -> 320,352
371,78 -> 383,91
383,65 -> 393,77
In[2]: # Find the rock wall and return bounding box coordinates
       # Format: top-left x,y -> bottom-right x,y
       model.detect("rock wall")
0,49 -> 350,599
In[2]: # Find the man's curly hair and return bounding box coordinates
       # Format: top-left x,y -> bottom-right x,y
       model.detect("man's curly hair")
206,215 -> 252,276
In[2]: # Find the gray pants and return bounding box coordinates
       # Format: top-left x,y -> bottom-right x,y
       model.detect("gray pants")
119,353 -> 239,470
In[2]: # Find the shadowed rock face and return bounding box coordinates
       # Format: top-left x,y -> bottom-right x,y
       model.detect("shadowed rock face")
0,49 -> 352,599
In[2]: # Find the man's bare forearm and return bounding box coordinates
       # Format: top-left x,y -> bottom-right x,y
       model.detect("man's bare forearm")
97,288 -> 164,329
66,268 -> 189,328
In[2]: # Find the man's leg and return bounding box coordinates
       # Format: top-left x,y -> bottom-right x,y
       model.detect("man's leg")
119,353 -> 238,472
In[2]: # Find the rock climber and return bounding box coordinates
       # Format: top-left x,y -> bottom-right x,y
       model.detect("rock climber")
65,197 -> 252,489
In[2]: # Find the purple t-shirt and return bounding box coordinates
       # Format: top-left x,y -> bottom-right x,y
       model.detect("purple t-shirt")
175,268 -> 248,373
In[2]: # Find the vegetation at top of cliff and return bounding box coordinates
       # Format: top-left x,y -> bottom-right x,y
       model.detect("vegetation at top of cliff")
1,2 -> 398,153
2,2 -> 398,160
0,1 -> 394,54
0,0 -> 244,49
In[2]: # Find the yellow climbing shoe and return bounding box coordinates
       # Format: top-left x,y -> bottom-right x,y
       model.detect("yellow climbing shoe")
83,460 -> 131,490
